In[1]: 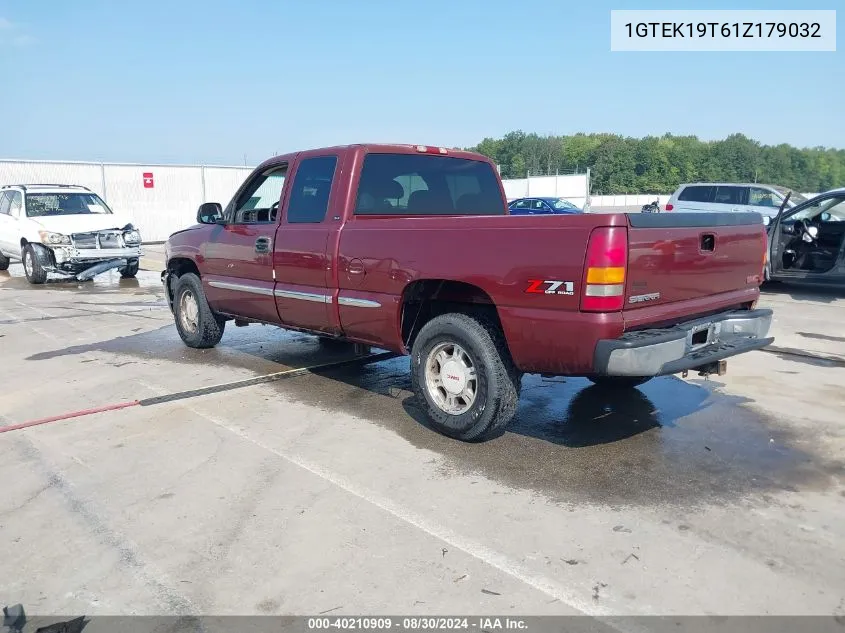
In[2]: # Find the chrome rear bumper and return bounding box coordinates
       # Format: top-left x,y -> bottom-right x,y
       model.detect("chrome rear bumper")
593,309 -> 774,377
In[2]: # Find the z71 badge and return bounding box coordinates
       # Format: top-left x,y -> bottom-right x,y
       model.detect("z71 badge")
525,280 -> 575,296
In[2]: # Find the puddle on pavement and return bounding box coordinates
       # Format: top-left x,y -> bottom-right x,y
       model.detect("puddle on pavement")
25,323 -> 373,375
9,263 -> 842,507
272,357 -> 844,508
0,265 -> 162,295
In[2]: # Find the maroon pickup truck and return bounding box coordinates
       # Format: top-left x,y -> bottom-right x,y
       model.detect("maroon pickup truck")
162,144 -> 773,441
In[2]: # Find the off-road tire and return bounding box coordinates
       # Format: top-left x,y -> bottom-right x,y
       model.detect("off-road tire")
120,258 -> 140,279
0,253 -> 9,271
587,376 -> 651,389
173,273 -> 225,348
22,244 -> 48,285
410,313 -> 522,442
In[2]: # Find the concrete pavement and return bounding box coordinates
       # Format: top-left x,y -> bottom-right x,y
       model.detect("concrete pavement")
1,264 -> 843,619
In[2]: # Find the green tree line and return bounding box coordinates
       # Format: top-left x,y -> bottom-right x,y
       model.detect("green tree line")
469,131 -> 845,195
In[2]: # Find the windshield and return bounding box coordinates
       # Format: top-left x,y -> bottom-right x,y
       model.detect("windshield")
551,198 -> 578,210
26,192 -> 113,218
771,186 -> 808,205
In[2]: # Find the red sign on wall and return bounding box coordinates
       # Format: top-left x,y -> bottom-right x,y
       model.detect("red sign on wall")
143,172 -> 154,188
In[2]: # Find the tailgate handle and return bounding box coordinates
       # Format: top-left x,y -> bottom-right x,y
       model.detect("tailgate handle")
700,233 -> 715,252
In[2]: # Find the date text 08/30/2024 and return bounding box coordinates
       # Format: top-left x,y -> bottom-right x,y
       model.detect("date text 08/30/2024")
307,618 -> 528,631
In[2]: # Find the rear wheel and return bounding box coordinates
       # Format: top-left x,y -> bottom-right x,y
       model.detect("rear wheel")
587,376 -> 651,389
411,313 -> 521,441
0,253 -> 9,271
22,244 -> 48,285
173,273 -> 225,348
120,258 -> 140,278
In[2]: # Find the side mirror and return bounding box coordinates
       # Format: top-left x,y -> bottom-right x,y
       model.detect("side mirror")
197,202 -> 223,225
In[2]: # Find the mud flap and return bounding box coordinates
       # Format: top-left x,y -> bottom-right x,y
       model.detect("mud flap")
76,258 -> 127,281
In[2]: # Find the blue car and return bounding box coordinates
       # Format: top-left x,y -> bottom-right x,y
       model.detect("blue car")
508,197 -> 582,215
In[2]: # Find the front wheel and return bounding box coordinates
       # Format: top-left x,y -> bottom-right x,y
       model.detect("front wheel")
120,258 -> 140,279
587,376 -> 651,389
22,244 -> 49,284
411,313 -> 521,442
0,253 -> 9,271
172,273 -> 225,348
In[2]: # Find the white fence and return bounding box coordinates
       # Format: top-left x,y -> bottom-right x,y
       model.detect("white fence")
0,159 -> 254,242
502,171 -> 591,208
1,158 -> 824,241
588,194 -> 672,208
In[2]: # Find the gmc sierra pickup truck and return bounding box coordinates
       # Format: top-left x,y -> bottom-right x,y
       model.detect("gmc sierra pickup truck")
162,144 -> 774,441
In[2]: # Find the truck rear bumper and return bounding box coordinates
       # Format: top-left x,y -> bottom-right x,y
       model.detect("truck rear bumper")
593,309 -> 773,377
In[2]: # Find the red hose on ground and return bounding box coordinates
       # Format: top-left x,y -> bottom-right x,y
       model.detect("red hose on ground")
0,400 -> 141,435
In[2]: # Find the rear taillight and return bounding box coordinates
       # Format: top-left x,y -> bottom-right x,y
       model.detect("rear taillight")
581,226 -> 628,312
664,203 -> 674,211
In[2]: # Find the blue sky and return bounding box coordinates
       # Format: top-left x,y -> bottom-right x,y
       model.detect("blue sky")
0,0 -> 841,165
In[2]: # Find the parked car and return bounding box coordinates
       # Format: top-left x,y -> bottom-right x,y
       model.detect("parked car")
666,183 -> 807,225
0,184 -> 143,284
161,143 -> 773,441
766,188 -> 845,286
508,197 -> 582,214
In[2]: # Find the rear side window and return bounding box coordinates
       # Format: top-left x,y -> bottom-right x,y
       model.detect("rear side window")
8,192 -> 22,216
286,156 -> 338,224
354,154 -> 505,216
712,186 -> 746,205
748,187 -> 779,208
677,186 -> 713,203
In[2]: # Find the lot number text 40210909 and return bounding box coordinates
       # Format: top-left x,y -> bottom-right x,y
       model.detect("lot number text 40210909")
307,617 -> 528,631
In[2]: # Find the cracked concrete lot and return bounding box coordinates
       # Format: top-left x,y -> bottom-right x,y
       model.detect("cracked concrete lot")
1,259 -> 844,618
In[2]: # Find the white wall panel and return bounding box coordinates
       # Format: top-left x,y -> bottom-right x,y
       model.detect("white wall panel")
0,160 -> 255,242
102,165 -> 204,241
0,160 -> 104,196
202,166 -> 253,208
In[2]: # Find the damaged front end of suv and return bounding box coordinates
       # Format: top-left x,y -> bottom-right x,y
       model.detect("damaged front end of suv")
33,223 -> 144,281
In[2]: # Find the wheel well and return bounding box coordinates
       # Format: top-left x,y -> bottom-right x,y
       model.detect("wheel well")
400,279 -> 504,351
165,258 -> 201,306
167,257 -> 200,279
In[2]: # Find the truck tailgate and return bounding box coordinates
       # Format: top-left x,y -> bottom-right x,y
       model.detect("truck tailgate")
625,212 -> 766,312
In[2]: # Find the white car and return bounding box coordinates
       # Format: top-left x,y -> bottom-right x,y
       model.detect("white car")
0,184 -> 143,284
665,183 -> 808,225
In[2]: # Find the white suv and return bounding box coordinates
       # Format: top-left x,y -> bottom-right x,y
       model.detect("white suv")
0,184 -> 143,284
666,183 -> 807,224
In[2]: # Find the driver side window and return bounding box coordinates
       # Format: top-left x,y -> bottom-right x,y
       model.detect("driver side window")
231,166 -> 287,224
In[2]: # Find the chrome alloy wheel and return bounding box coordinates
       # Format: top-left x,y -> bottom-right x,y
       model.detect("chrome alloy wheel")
424,342 -> 478,415
179,289 -> 200,334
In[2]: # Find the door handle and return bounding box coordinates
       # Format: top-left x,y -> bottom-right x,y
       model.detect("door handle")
347,260 -> 365,275
255,236 -> 271,253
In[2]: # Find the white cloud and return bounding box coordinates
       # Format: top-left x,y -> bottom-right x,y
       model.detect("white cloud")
12,34 -> 34,47
0,17 -> 34,47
